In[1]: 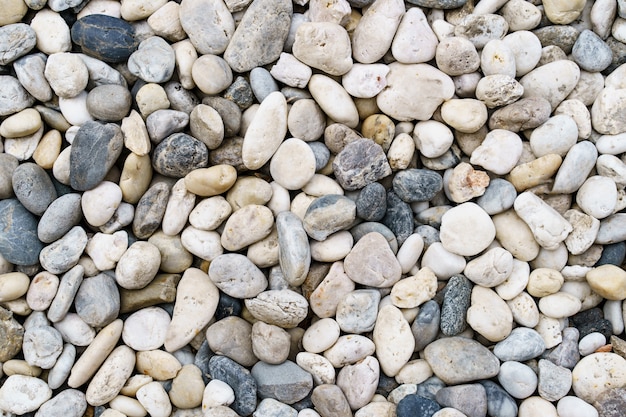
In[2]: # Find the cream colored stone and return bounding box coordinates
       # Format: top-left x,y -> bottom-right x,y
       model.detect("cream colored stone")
135,83 -> 170,117
309,74 -> 359,128
135,350 -> 182,381
184,165 -> 237,197
572,353 -> 626,403
33,130 -> 62,170
191,54 -> 232,95
441,99 -> 488,134
543,0 -> 587,24
119,153 -> 152,205
373,305 -> 414,377
0,272 -> 30,303
507,291 -> 540,328
390,267 -> 437,309
292,22 -> 352,76
528,268 -> 564,297
586,264 -> 626,301
172,40 -> 197,90
0,108 -> 42,138
220,204 -> 274,251
507,154 -> 562,192
147,1 -> 186,42
467,286 -> 513,342
351,0 -> 405,64
85,345 -> 135,406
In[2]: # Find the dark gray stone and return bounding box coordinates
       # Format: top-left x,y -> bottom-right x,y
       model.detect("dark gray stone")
348,0 -> 375,7
333,139 -> 392,191
0,153 -> 18,199
544,327 -> 580,370
421,145 -> 462,171
412,300 -> 441,352
406,0 -> 466,8
215,292 -> 243,321
194,340 -> 214,384
308,141 -> 330,172
572,30 -> 612,72
594,387 -> 626,417
223,0 -> 292,73
208,355 -> 257,416
303,194 -> 356,241
146,109 -> 189,144
47,265 -> 85,323
209,136 -> 247,172
393,169 -> 443,203
0,23 -> 37,65
533,25 -> 580,54
164,81 -> 200,114
440,275 -> 472,337
350,222 -> 398,254
493,327 -> 546,362
356,182 -> 387,221
479,380 -> 518,417
252,360 -> 313,405
571,307 -> 613,340
37,194 -> 81,244
152,133 -> 209,178
70,121 -> 124,191
0,306 -> 24,362
396,395 -> 440,417
224,76 -> 254,110
476,179 -> 517,215
12,162 -> 57,216
0,75 -> 35,116
276,211 -> 310,286
132,181 -> 170,240
71,14 -> 138,63
415,376 -> 446,401
203,97 -> 242,138
435,384 -> 487,417
86,84 -> 132,122
250,67 -> 279,103
75,273 -> 120,328
0,199 -> 43,265
595,242 -> 626,266
383,191 -> 413,246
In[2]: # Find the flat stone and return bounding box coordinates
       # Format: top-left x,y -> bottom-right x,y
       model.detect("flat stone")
71,14 -> 138,63
39,226 -> 88,274
179,0 -> 233,55
244,289 -> 308,328
292,22 -> 352,76
344,232 -> 402,287
35,389 -> 87,417
12,162 -> 56,216
494,327 -> 546,361
489,97 -> 552,132
440,202 -> 496,257
251,360 -> 313,404
277,211 -> 310,286
311,384 -> 351,417
498,361 -> 538,399
208,253 -> 268,299
0,75 -> 35,116
0,23 -> 36,66
303,194 -> 356,241
206,316 -> 255,367
538,359 -> 572,401
221,204 -> 273,251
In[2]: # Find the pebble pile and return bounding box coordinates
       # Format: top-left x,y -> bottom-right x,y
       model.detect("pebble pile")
2,0 -> 626,416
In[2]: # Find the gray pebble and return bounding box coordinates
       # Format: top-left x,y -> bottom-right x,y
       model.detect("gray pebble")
100,202 -> 134,234
224,76 -> 254,110
476,179 -> 517,215
493,327 -> 546,362
39,226 -> 88,275
324,123 -> 361,154
533,25 -> 580,54
86,84 -> 132,122
277,211 -> 311,287
255,398 -> 297,417
488,97 -> 552,132
420,145 -> 462,170
250,67 -> 279,102
440,275 -> 472,336
132,181 -> 171,240
544,326 -> 580,369
597,213 -> 626,244
14,53 -> 52,102
0,23 -> 36,65
356,182 -> 387,222
208,355 -> 257,416
350,222 -> 398,254
383,191 -> 414,246
412,300 -> 441,352
572,29 -> 613,72
75,273 -> 120,328
435,384 -> 488,417
335,289 -> 380,334
311,384 -> 351,417
479,380 -> 518,417
333,139 -> 392,191
307,141 -> 330,172
47,265 -> 84,323
0,199 -> 44,265
424,337 -> 500,384
209,136 -> 247,172
251,360 -> 313,405
127,36 -> 175,83
146,109 -> 189,144
69,121 -> 124,191
393,168 -> 443,203
22,325 -> 63,369
47,343 -> 76,389
38,193 -> 82,243
415,375 -> 446,401
12,162 -> 56,216
538,359 -> 572,401
0,153 -> 19,199
223,0 -> 292,73
35,389 -> 86,417
165,81 -> 200,114
152,133 -> 209,178
79,53 -> 127,89
203,97 -> 242,138
303,194 -> 356,241
0,75 -> 35,116
455,14 -> 509,49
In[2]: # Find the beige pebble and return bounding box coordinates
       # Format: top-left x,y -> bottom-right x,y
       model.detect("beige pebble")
507,154 -> 562,192
85,345 -> 135,406
308,74 -> 359,128
184,165 -> 237,197
26,272 -> 59,311
528,268 -> 564,297
172,39 -> 197,90
390,267 -> 436,309
81,181 -> 123,227
44,52 -> 89,98
115,241 -> 161,290
492,210 -> 540,262
226,176 -> 273,211
441,99 -> 488,134
33,130 -> 62,170
351,0 -> 405,64
121,110 -> 151,156
467,285 -> 513,342
135,350 -> 182,381
119,153 -> 152,204
446,162 -> 490,204
543,0 -> 586,24
292,22 -> 352,76
0,108 -> 42,138
586,264 -> 626,301
0,272 -> 30,303
220,204 -> 274,251
387,133 -> 415,171
188,196 -> 232,231
135,83 -> 170,117
147,1 -> 186,42
190,104 -> 224,150
162,178 -> 196,236
507,291 -> 540,328
191,54 -> 233,95
270,138 -> 317,190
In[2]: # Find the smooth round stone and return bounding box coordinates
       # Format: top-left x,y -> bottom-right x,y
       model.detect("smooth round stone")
136,381 -> 171,417
377,62 -> 454,121
464,247 -> 513,287
309,261 -> 355,319
87,84 -> 132,121
391,7 -> 437,64
396,394 -> 441,417
23,325 -> 63,369
557,396 -> 599,417
518,397 -> 559,417
208,253 -> 267,299
440,202 -> 496,257
530,115 -> 578,157
467,285 -> 513,342
122,306 -> 170,351
520,60 -> 580,110
108,395 -> 147,417
343,231 -> 402,287
496,259 -> 531,302
420,242 -> 465,280
0,75 -> 35,116
0,0 -> 28,25
597,154 -> 626,186
135,349 -> 182,381
59,91 -> 94,126
271,52 -> 312,90
39,226 -> 88,274
481,39 -> 516,78
166,364 -> 204,409
44,52 -> 89,98
292,22 -> 352,76
132,181 -> 170,240
12,162 -> 56,216
498,361 -> 538,399
251,321 -> 291,365
493,327 -> 546,361
148,232 -> 193,273
538,291 -> 583,319
180,227 -> 222,262
435,384 -> 488,417
33,129 -> 63,170
308,74 -> 359,128
373,304 -> 414,377
285,100 -> 324,144
438,275 -> 471,336
270,138 -> 316,190
572,353 -> 626,403
579,332 -> 607,356
53,313 -> 95,346
189,196 -> 232,231
115,241 -> 161,290
435,36 -> 480,76
71,14 -> 137,63
152,133 -> 209,178
552,140 -> 598,194
29,10 -> 69,55
393,169 -> 443,203
477,179 -> 517,215
220,204 -> 273,251
333,288 -> 379,335
275,211 -> 310,286
70,121 -> 124,191
184,164 -> 236,198
0,375 -> 52,414
191,55 -> 233,96
513,191 -> 572,249
135,83 -> 169,117
302,194 -> 356,241
0,154 -> 19,199
242,92 -> 287,170
470,129 -> 522,176
179,0 -> 233,55
441,99 -> 487,134
26,272 -> 59,311
35,389 -> 87,417
206,316 -> 256,367
189,104 -> 224,150
538,358 -> 572,402
586,264 -> 626,300
543,0 -> 586,24
202,378 -> 236,408
75,273 -> 119,327
341,63 -> 389,99
81,181 -> 122,227
576,176 -> 618,220
0,108 -> 42,138
250,67 -> 279,102
301,318 -> 340,354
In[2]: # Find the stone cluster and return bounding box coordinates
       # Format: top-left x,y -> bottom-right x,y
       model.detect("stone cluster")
1,0 -> 626,417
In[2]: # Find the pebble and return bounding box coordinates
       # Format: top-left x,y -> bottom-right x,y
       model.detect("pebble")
557,396 -> 599,417
85,345 -> 135,406
396,394 -> 441,417
242,91 -> 287,170
0,374 -> 52,414
498,361 -> 538,399
74,273 -> 120,327
374,305 -> 414,377
121,307 -> 170,351
440,202 -> 496,257
572,353 -> 626,403
208,355 -> 257,416
493,327 -> 546,362
152,133 -> 208,178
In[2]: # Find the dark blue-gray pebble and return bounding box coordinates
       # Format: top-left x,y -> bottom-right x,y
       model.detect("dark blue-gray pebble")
208,355 -> 257,416
332,139 -> 392,191
74,273 -> 120,328
396,394 -> 441,417
376,373 -> 399,397
356,182 -> 387,222
412,300 -> 441,352
250,67 -> 279,103
132,181 -> 171,240
224,76 -> 254,110
251,360 -> 313,405
393,169 -> 443,203
38,193 -> 82,244
0,199 -> 44,265
70,121 -> 124,191
571,307 -> 613,340
215,292 -> 243,321
476,178 -> 517,215
383,191 -> 413,247
416,205 -> 451,229
420,146 -> 462,170
0,23 -> 37,65
572,29 -> 613,72
12,162 -> 57,216
440,275 -> 472,336
152,133 -> 209,178
595,242 -> 626,266
479,380 -> 518,417
307,141 -> 330,172
194,340 -> 214,384
415,376 -> 446,401
71,14 -> 138,63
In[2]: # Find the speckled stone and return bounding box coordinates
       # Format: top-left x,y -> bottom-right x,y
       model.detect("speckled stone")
251,360 -> 313,405
0,306 -> 24,361
356,182 -> 387,222
69,121 -> 124,191
406,0 -> 467,9
71,14 -> 138,63
332,139 -> 392,191
412,300 -> 440,352
393,169 -> 443,203
571,308 -> 613,340
396,394 -> 441,417
0,23 -> 37,65
383,191 -> 414,246
0,199 -> 44,265
151,133 -> 209,178
572,30 -> 613,72
12,162 -> 57,216
440,275 -> 472,336
480,380 -> 519,417
208,355 -> 257,416
0,75 -> 35,116
132,181 -> 170,240
493,327 -> 546,362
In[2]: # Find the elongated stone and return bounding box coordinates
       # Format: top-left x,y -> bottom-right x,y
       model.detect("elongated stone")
277,211 -> 310,286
